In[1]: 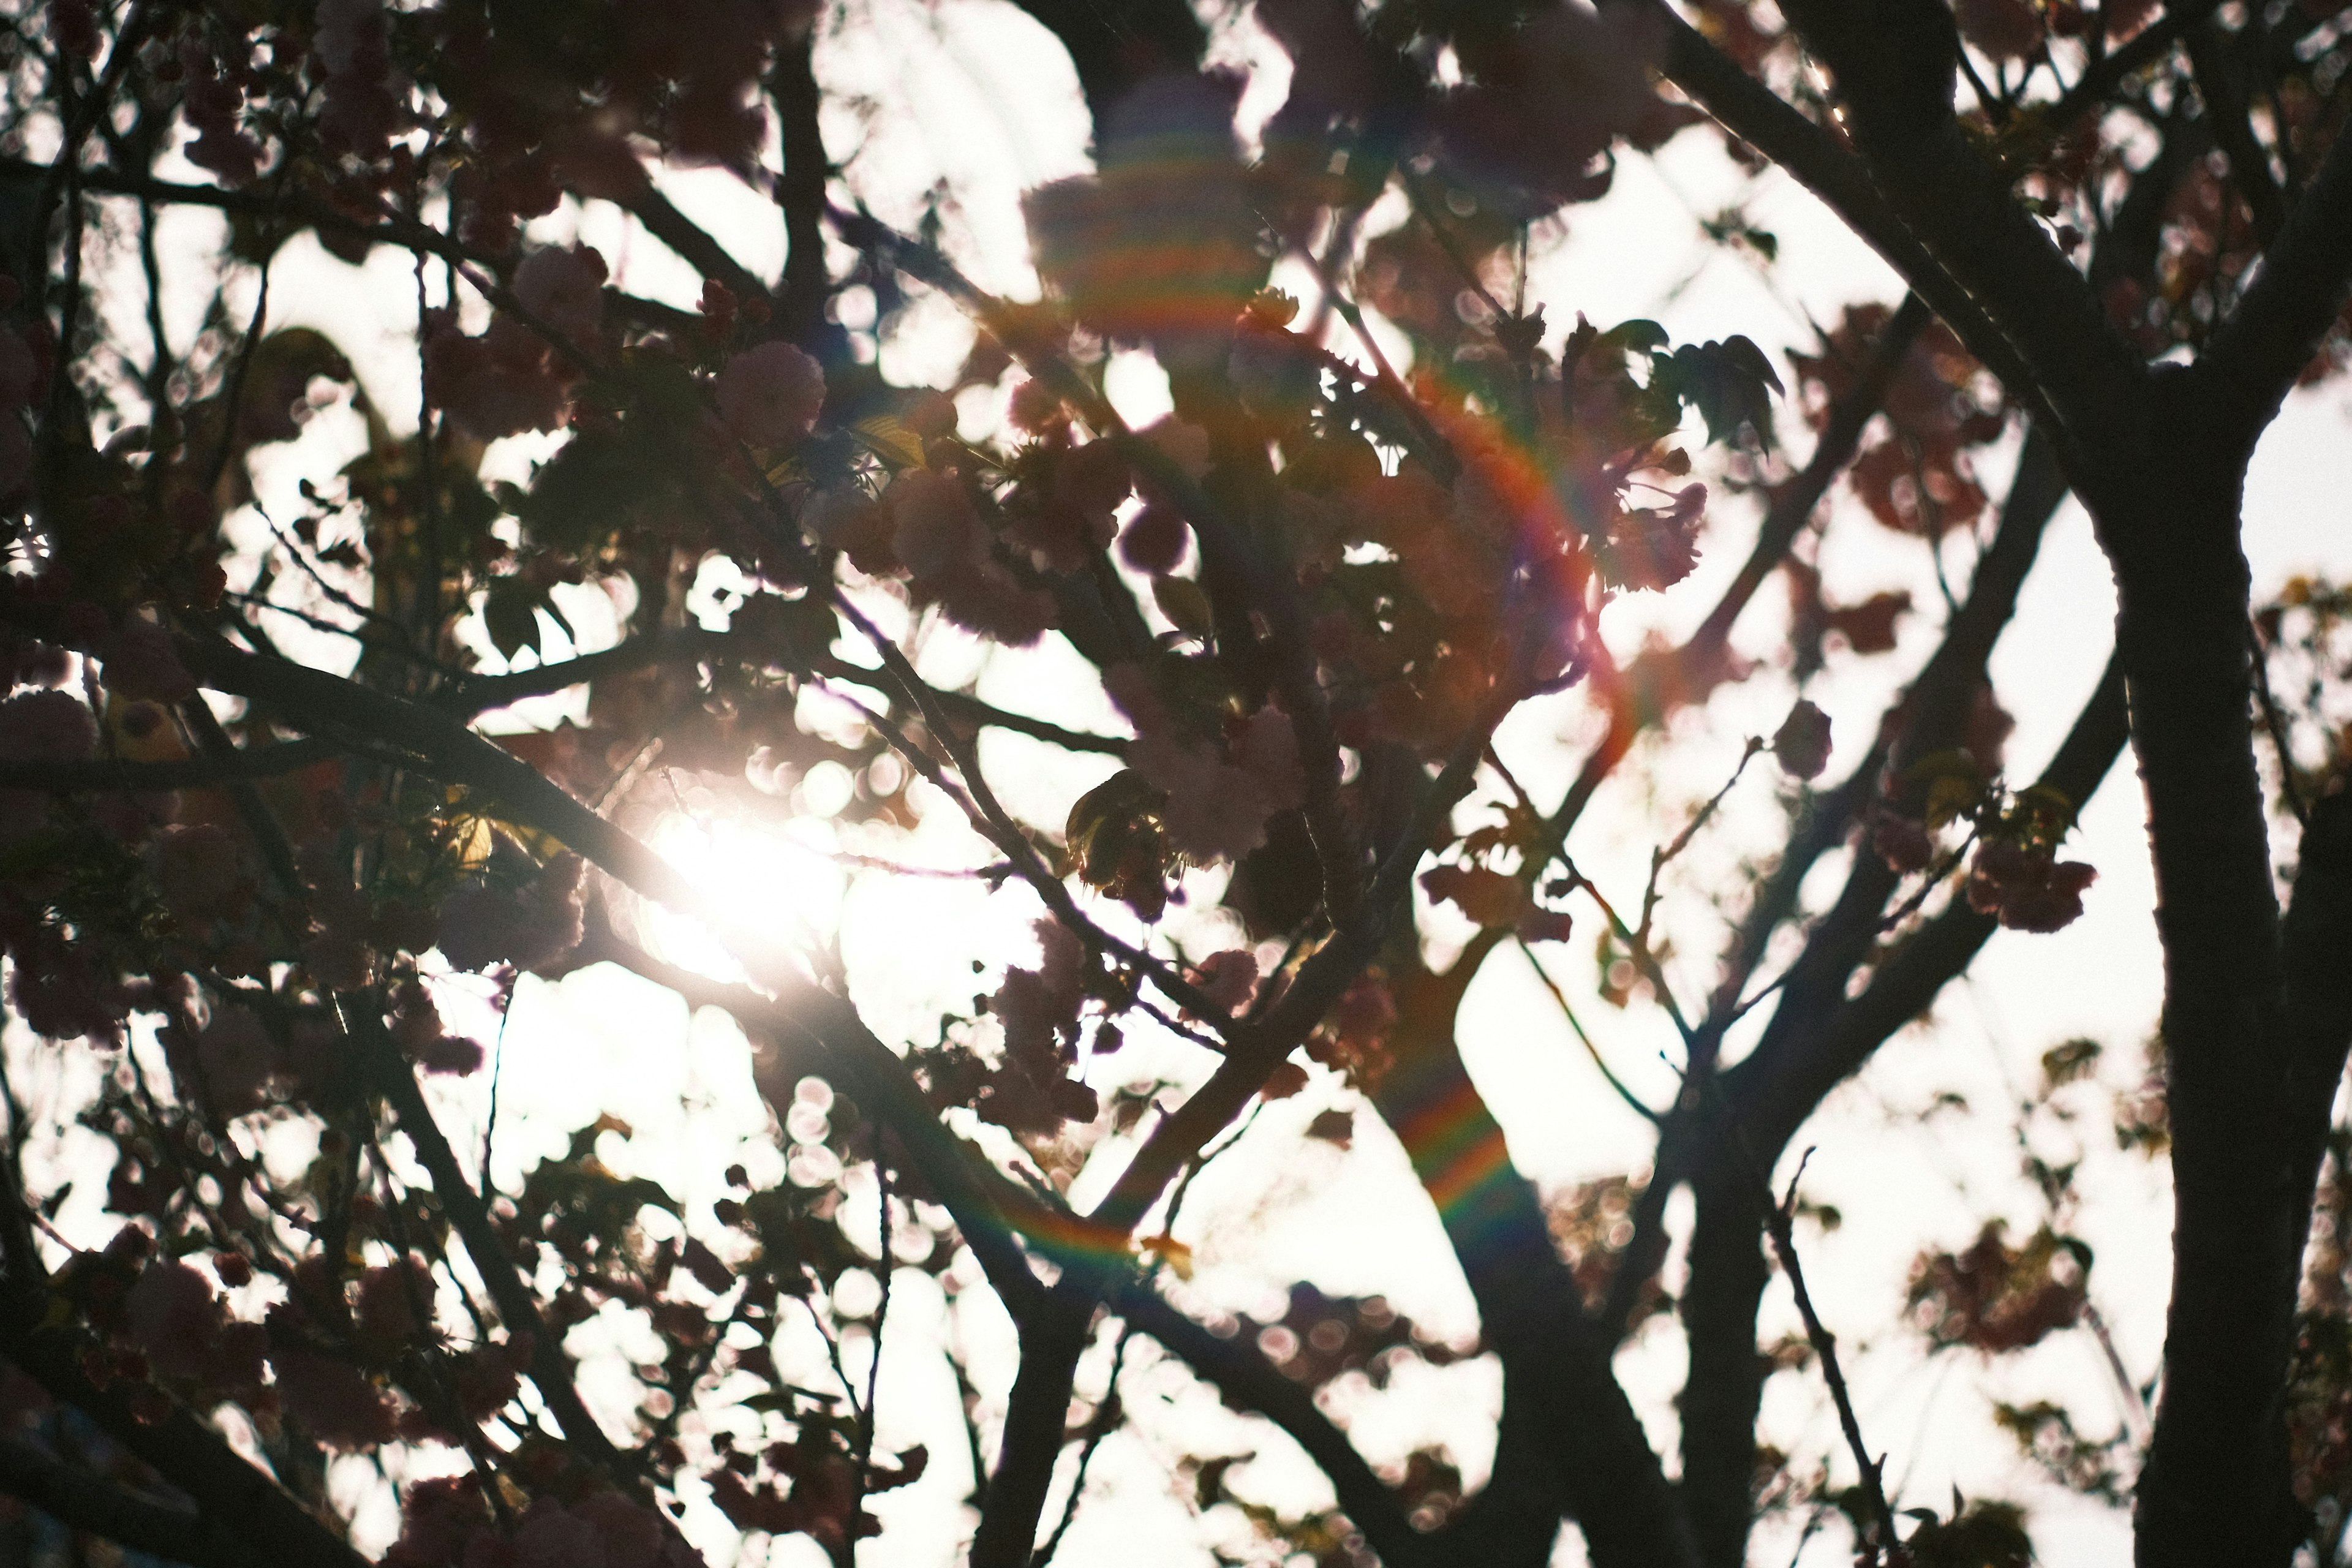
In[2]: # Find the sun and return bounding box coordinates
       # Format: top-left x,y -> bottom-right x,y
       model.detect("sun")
635,809 -> 850,984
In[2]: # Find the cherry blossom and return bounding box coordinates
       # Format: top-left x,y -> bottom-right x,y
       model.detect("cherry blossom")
716,341 -> 826,449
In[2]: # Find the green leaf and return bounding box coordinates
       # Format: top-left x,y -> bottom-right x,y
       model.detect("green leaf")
1670,339 -> 1782,448
482,579 -> 543,660
1598,318 -> 1669,353
853,415 -> 927,469
1720,334 -> 1785,395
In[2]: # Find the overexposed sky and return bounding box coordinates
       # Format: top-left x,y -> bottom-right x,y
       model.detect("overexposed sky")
29,2 -> 2352,1564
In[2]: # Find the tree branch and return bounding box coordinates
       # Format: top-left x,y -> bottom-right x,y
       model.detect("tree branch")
2202,118 -> 2352,442
1110,1284 -> 1433,1567
2046,0 -> 2225,129
1002,0 -> 1208,133
1763,0 -> 2149,462
609,183 -> 767,306
2282,785 -> 2352,1298
1368,976 -> 1698,1568
440,628 -> 1128,755
0,1294 -> 368,1568
0,738 -> 341,791
1535,292 -> 1934,865
766,24 -> 840,354
1613,0 -> 2093,471
2184,20 -> 2288,247
0,1434 -> 221,1567
1742,650 -> 2130,1153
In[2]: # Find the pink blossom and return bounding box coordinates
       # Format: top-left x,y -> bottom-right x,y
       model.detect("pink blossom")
572,1493 -> 674,1568
995,917 -> 1085,1062
0,418 -> 28,498
1420,864 -> 1529,928
1234,705 -> 1305,814
436,855 -> 586,973
419,1034 -> 487,1076
313,0 -> 389,77
513,1500 -> 603,1568
933,568 -> 1056,647
1130,731 -> 1278,864
273,1346 -> 396,1450
0,689 -> 98,760
716,341 -> 826,449
1771,699 -> 1833,780
126,1260 -> 221,1381
1955,0 -> 2045,57
303,932 -> 373,992
1428,4 -> 1673,213
423,321 -> 570,442
98,619 -> 197,704
513,245 -> 610,346
196,1005 -> 282,1115
1139,417 -> 1212,480
888,470 -> 984,581
1196,949 -> 1259,1012
4,925 -> 125,1044
152,823 -> 244,932
1101,663 -> 1170,734
387,1477 -> 488,1568
178,39 -> 260,187
355,1261 -> 427,1348
1118,502 -> 1190,575
314,0 -> 401,156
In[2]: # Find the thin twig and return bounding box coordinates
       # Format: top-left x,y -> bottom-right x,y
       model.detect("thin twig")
203,258 -> 273,494
1029,1325 -> 1135,1567
1763,1148 -> 1898,1563
2250,612 -> 2313,825
1559,859 -> 1699,1047
1517,937 -> 1662,1124
1637,737 -> 1764,953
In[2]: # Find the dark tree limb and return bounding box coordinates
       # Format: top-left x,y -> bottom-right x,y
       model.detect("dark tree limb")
358,1018 -> 626,1468
2047,0 -> 2225,129
1602,420 -> 2073,1352
2202,121 -> 2352,444
1536,293 -> 1934,863
970,1291 -> 1093,1568
766,23 -> 838,353
0,1434 -> 216,1567
1629,423 -> 2068,1562
167,631 -> 1063,1321
1613,0 -> 2090,469
1110,1284 -> 1434,1567
606,184 -> 768,304
168,692 -> 627,1474
2184,19 -> 2289,247
1674,651 -> 2127,1568
1003,0 -> 1208,132
959,710 -> 1518,1564
1367,977 -> 1698,1568
1768,0 -> 2149,464
0,1295 -> 368,1568
2281,786 -> 2352,1296
0,737 -> 341,791
2110,368 -> 2296,1567
1743,650 -> 2132,1155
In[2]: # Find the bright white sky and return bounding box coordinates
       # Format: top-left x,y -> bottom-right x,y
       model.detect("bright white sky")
28,2 -> 2352,1563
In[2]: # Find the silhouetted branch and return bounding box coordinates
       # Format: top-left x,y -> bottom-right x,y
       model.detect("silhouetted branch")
1113,1284 -> 1433,1567
0,1292 -> 368,1568
0,1434 -> 214,1567
2204,122 -> 2352,442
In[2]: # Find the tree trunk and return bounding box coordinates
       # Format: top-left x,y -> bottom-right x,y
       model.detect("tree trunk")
1678,1172 -> 1771,1568
2100,368 -> 2301,1567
